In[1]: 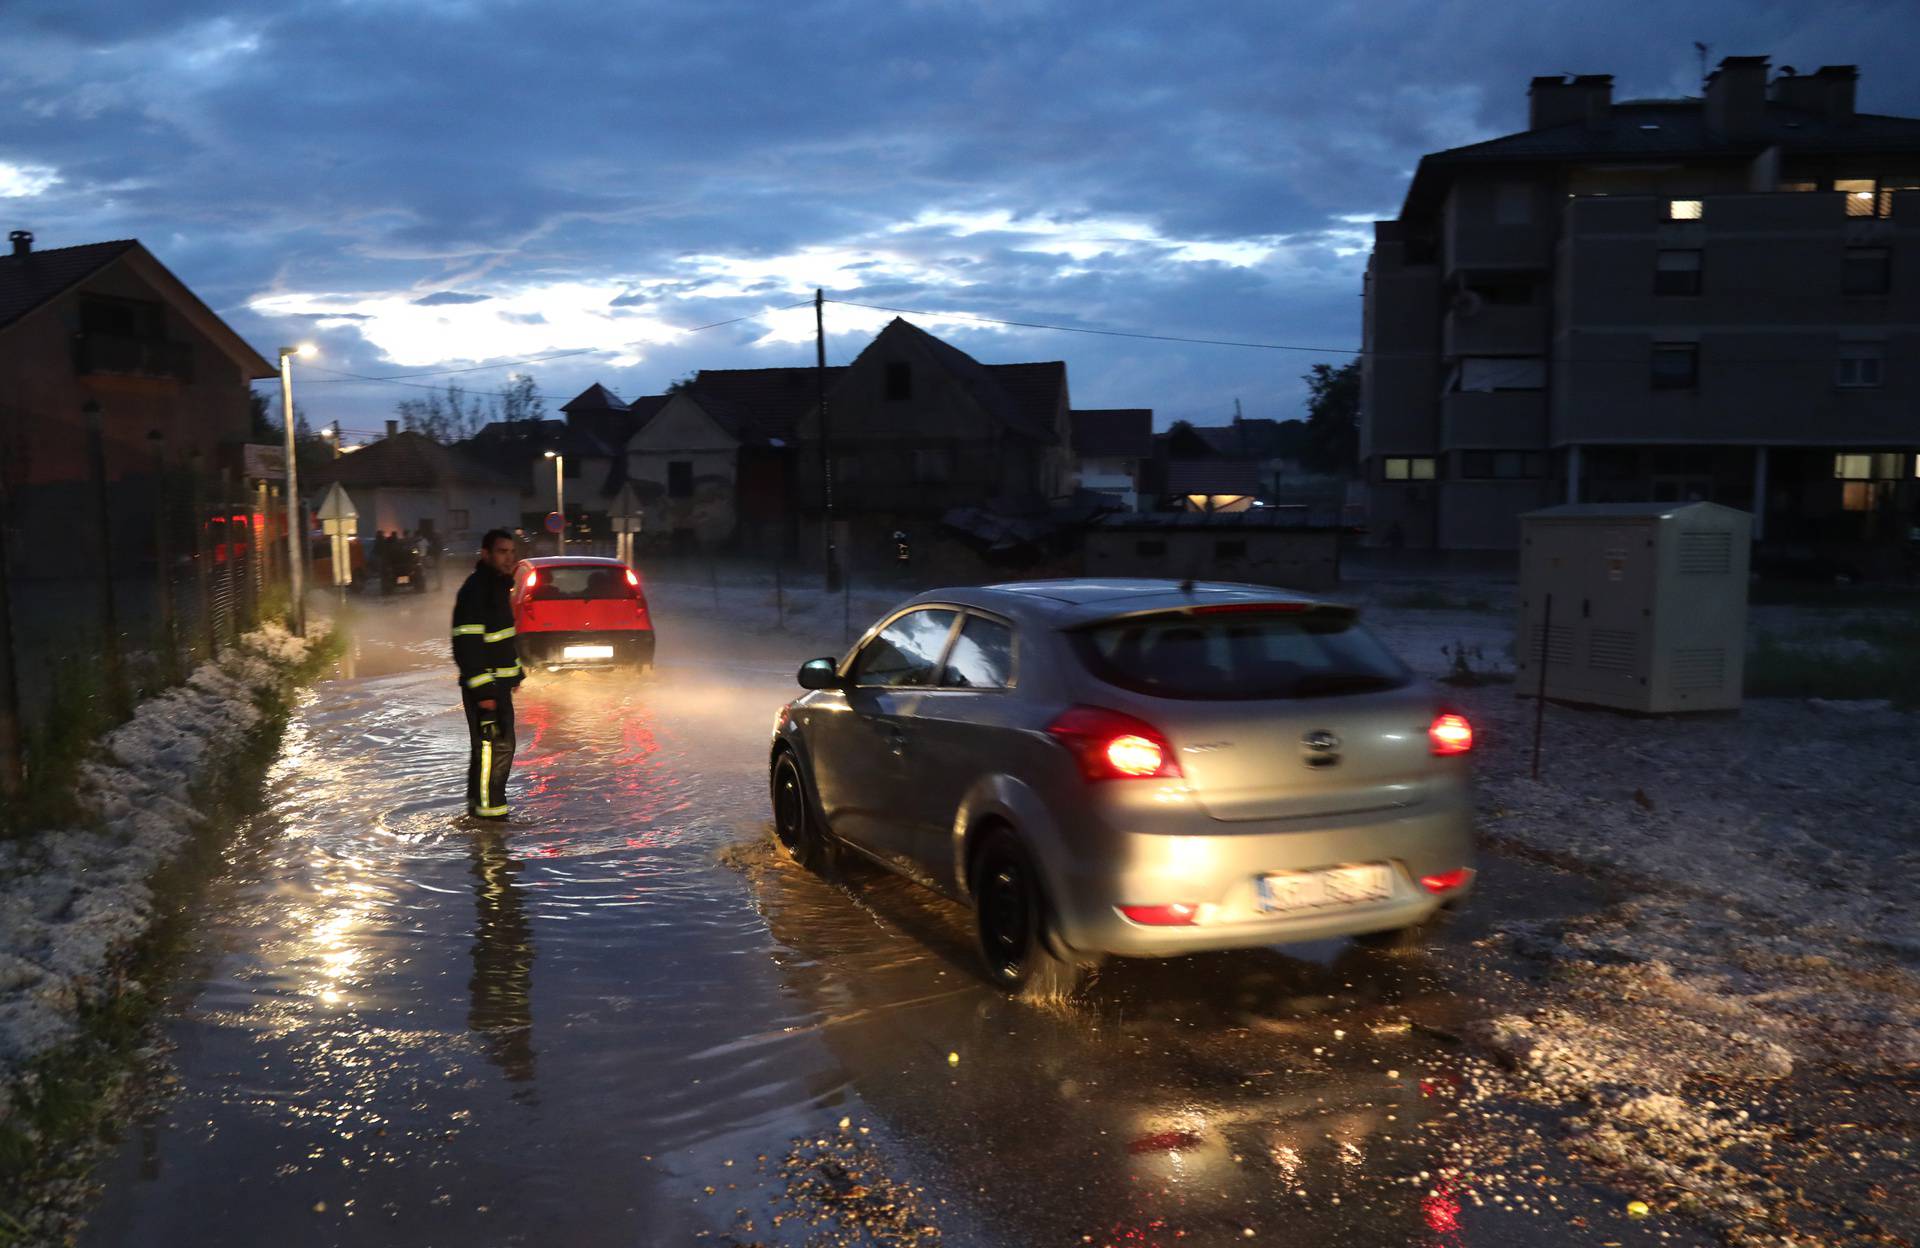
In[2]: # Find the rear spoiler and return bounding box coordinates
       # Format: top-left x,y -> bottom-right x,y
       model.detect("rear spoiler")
1068,600 -> 1358,631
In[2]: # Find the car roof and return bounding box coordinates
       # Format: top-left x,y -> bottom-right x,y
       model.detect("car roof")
519,556 -> 630,568
905,578 -> 1339,627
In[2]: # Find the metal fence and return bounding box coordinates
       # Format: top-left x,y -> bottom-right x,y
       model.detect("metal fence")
0,460 -> 295,803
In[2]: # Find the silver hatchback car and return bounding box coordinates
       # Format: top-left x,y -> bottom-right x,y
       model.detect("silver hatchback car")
769,579 -> 1475,992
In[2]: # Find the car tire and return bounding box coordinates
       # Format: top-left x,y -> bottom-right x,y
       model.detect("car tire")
1352,921 -> 1428,950
971,829 -> 1086,1000
770,751 -> 827,872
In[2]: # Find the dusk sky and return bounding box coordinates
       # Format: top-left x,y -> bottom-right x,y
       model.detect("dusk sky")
6,0 -> 1919,441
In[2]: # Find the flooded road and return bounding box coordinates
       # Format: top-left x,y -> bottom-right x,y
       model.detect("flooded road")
79,583 -> 1701,1247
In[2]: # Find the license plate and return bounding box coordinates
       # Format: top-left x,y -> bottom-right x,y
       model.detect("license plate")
395,575 -> 410,584
562,644 -> 615,660
1257,864 -> 1392,913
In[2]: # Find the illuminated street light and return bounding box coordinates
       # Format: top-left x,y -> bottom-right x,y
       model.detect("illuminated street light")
543,449 -> 564,556
277,343 -> 317,636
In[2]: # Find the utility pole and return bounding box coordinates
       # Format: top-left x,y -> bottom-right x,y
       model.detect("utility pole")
277,347 -> 309,637
815,288 -> 838,590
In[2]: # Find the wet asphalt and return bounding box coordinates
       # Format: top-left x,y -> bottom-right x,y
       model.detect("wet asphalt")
76,583 -> 1709,1248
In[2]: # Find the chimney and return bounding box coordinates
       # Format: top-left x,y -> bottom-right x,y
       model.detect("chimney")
1814,64 -> 1857,124
8,230 -> 30,258
385,419 -> 399,438
1705,55 -> 1770,139
1529,74 -> 1613,131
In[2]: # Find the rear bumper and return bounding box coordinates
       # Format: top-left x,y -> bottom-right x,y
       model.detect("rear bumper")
1045,794 -> 1475,957
518,629 -> 655,669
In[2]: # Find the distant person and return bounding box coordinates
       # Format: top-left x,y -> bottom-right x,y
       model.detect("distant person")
451,530 -> 524,821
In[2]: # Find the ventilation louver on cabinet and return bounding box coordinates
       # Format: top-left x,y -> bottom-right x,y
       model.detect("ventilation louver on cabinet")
1588,628 -> 1637,673
1678,530 -> 1733,575
1529,622 -> 1574,665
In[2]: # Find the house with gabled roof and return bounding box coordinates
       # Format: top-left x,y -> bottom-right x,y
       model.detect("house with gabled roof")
0,229 -> 276,578
305,425 -> 522,555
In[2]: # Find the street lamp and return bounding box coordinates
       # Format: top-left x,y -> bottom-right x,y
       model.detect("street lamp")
543,449 -> 564,557
278,343 -> 316,637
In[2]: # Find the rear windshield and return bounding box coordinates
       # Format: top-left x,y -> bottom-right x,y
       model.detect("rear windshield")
528,566 -> 634,601
1070,609 -> 1410,700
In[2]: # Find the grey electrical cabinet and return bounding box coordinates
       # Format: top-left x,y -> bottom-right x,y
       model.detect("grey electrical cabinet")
1517,502 -> 1751,713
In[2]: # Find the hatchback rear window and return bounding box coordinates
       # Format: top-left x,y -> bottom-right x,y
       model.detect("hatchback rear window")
528,566 -> 635,600
1070,609 -> 1410,700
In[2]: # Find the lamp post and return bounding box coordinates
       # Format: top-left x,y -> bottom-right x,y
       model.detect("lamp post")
277,343 -> 316,636
544,449 -> 564,556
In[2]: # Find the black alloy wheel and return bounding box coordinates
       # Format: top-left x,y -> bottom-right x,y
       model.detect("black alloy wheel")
972,830 -> 1082,995
770,752 -> 822,869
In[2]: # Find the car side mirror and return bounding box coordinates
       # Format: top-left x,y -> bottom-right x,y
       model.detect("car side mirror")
797,657 -> 842,690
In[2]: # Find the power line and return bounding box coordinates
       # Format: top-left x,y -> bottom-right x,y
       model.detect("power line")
825,298 -> 1363,355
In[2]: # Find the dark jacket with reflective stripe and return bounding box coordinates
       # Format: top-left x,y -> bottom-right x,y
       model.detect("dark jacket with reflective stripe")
451,561 -> 523,692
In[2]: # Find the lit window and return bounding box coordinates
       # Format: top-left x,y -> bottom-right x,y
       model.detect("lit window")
1836,343 -> 1884,389
1835,178 -> 1879,218
1410,457 -> 1436,480
1667,199 -> 1704,221
1383,459 -> 1410,481
1654,249 -> 1703,296
1651,343 -> 1699,390
1776,180 -> 1818,193
1843,247 -> 1892,296
1841,482 -> 1877,512
1874,453 -> 1903,480
1834,454 -> 1872,480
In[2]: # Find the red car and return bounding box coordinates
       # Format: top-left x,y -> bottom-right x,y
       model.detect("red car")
510,556 -> 656,674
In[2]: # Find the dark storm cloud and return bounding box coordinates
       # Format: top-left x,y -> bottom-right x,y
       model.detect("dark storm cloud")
4,0 -> 1918,431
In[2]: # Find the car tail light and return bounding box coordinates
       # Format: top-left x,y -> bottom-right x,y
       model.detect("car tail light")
1428,712 -> 1473,756
1047,706 -> 1183,781
624,568 -> 640,588
525,569 -> 539,589
1419,867 -> 1475,894
1118,903 -> 1199,926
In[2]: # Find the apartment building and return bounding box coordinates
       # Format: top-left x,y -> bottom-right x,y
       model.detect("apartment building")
1362,57 -> 1920,567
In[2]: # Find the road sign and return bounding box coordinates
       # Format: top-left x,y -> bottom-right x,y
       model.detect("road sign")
243,443 -> 287,481
544,511 -> 565,534
316,482 -> 357,523
609,484 -> 643,534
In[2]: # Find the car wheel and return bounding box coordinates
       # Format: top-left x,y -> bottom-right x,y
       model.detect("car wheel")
1353,921 -> 1428,951
770,751 -> 826,871
971,829 -> 1085,999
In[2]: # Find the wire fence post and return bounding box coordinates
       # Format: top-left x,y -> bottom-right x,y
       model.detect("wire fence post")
1531,592 -> 1552,781
773,558 -> 785,631
842,564 -> 852,646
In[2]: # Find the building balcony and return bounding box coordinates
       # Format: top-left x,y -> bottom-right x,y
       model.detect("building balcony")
1440,389 -> 1547,448
1442,302 -> 1547,357
73,332 -> 196,383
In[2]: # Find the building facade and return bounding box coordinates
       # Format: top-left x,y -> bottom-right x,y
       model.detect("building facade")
1362,58 -> 1920,568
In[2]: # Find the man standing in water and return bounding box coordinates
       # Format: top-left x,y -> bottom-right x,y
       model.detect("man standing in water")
452,530 -> 524,820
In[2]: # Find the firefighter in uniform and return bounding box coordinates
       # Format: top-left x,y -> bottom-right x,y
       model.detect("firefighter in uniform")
452,529 -> 525,820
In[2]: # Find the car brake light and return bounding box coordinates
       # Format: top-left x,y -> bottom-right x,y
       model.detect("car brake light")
1428,712 -> 1473,755
624,568 -> 639,588
525,569 -> 538,589
1118,903 -> 1199,926
1419,867 -> 1475,894
1047,706 -> 1183,781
